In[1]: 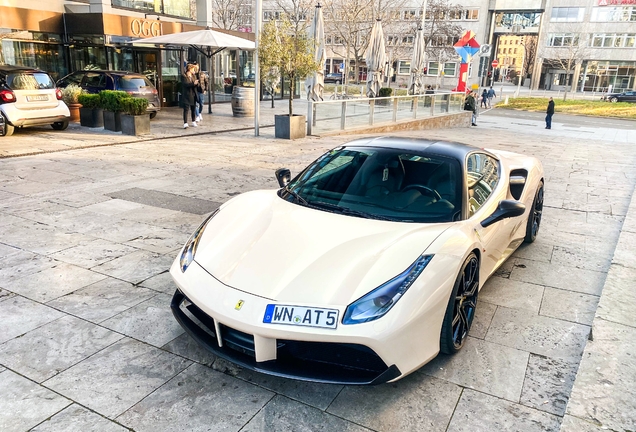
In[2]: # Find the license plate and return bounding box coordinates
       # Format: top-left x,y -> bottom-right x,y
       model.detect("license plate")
263,304 -> 339,329
27,95 -> 48,101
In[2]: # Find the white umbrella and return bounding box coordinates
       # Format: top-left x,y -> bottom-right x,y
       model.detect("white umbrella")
365,19 -> 388,98
132,28 -> 255,113
408,25 -> 426,95
306,4 -> 326,102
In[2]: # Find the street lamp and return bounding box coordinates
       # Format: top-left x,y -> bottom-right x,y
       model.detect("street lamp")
515,39 -> 526,97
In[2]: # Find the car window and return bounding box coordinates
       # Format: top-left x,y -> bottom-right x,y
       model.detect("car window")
58,72 -> 84,87
285,147 -> 462,223
8,72 -> 55,90
118,76 -> 152,90
466,153 -> 500,218
83,73 -> 106,88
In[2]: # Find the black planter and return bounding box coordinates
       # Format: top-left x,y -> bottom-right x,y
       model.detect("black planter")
103,111 -> 122,132
79,107 -> 104,128
121,114 -> 150,136
275,114 -> 306,140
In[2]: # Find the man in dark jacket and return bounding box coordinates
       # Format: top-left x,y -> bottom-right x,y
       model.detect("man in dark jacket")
545,97 -> 555,129
464,92 -> 477,126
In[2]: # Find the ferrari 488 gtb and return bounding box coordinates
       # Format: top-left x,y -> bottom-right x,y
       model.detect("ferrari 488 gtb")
170,137 -> 544,384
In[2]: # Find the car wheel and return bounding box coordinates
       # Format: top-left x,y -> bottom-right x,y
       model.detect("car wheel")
51,120 -> 69,131
1,115 -> 14,137
610,97 -> 618,103
440,252 -> 479,355
524,181 -> 544,243
336,80 -> 341,85
149,112 -> 157,119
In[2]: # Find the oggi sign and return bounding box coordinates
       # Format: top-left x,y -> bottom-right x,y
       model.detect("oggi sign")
131,19 -> 161,37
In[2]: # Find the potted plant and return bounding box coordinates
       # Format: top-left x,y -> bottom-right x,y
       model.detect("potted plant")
62,84 -> 84,122
100,90 -> 130,132
259,17 -> 319,139
377,87 -> 393,106
77,93 -> 103,128
120,97 -> 150,136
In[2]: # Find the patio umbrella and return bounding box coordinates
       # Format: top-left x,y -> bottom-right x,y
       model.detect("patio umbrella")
132,28 -> 255,113
365,19 -> 388,98
306,4 -> 326,102
408,25 -> 426,95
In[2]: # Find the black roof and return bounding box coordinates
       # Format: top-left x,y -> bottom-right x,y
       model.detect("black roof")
341,136 -> 497,165
67,70 -> 147,77
0,65 -> 46,74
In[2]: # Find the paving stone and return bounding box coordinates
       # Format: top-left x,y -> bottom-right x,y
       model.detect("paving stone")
116,363 -> 273,431
551,246 -> 612,273
91,249 -> 173,284
48,191 -> 111,208
2,262 -> 106,303
612,231 -> 636,269
123,225 -> 186,254
161,333 -> 217,366
596,265 -> 636,328
49,238 -> 138,269
242,395 -> 371,432
520,354 -> 579,416
420,337 -> 529,402
540,287 -> 599,326
0,250 -> 57,287
565,319 -> 636,431
560,415 -> 606,432
511,242 -> 554,263
0,315 -> 122,382
0,242 -> 21,259
479,277 -> 545,313
327,373 -> 461,432
0,220 -> 92,255
139,271 -> 176,294
0,296 -> 64,344
82,198 -> 147,215
44,338 -> 191,419
101,293 -> 184,347
486,306 -> 590,361
510,258 -> 606,296
47,278 -> 156,323
447,389 -> 561,432
0,369 -> 71,432
31,404 -> 128,432
470,300 -> 497,339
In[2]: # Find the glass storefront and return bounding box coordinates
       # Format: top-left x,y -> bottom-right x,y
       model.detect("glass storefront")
111,0 -> 193,19
581,61 -> 636,92
0,32 -> 68,80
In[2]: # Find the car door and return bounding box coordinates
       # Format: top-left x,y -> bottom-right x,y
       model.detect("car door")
624,91 -> 636,102
81,72 -> 107,94
466,152 -> 511,279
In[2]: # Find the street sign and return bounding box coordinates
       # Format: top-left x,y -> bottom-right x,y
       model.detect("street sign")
479,44 -> 492,57
492,59 -> 499,68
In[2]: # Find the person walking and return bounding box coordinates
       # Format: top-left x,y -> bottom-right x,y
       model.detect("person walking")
181,63 -> 198,129
480,89 -> 488,109
464,91 -> 477,126
545,97 -> 555,129
194,64 -> 209,122
487,86 -> 496,107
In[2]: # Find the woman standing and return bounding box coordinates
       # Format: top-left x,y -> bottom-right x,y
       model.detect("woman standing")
181,63 -> 199,128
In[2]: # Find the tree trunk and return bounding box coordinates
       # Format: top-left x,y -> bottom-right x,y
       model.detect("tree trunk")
289,76 -> 294,116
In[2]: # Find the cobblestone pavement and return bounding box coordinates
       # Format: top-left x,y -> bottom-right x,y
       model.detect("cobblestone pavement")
0,109 -> 635,431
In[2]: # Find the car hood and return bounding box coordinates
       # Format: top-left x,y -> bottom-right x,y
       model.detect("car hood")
194,190 -> 451,306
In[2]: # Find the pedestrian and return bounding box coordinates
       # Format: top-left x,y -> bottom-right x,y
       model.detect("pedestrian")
480,89 -> 488,108
195,64 -> 209,122
545,97 -> 555,129
464,91 -> 477,126
487,86 -> 496,107
424,85 -> 434,95
181,63 -> 198,129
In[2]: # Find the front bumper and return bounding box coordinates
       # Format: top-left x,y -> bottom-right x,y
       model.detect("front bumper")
171,289 -> 400,385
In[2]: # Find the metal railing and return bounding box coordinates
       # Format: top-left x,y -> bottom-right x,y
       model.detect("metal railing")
307,91 -> 466,136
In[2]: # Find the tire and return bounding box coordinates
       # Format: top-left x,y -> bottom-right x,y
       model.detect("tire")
440,252 -> 479,355
149,111 -> 157,119
524,181 -> 544,243
1,115 -> 14,137
336,80 -> 341,85
610,97 -> 618,103
51,120 -> 69,131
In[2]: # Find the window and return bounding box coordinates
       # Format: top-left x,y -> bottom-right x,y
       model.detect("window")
398,61 -> 410,74
465,9 -> 479,20
592,33 -> 636,48
551,7 -> 585,22
427,62 -> 439,76
591,6 -> 636,22
466,153 -> 500,217
514,48 -> 518,54
449,9 -> 462,20
443,63 -> 456,77
263,11 -> 280,21
547,33 -> 579,47
8,72 -> 55,90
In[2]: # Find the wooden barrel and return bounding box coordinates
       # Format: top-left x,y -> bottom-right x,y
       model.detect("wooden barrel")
231,86 -> 255,117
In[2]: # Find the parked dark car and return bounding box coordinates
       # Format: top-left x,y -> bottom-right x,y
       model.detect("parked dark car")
57,70 -> 161,118
324,72 -> 344,84
602,91 -> 636,103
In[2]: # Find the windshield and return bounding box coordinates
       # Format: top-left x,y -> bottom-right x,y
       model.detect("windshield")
8,72 -> 55,90
283,147 -> 463,223
118,76 -> 153,90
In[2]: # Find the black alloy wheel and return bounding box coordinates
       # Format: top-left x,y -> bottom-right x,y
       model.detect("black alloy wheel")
440,252 -> 479,354
51,120 -> 69,131
524,181 -> 544,243
610,97 -> 618,103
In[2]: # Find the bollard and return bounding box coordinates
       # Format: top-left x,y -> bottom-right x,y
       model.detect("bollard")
504,96 -> 509,105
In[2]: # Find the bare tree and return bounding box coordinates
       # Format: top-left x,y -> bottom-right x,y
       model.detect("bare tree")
421,0 -> 463,88
272,0 -> 314,33
209,0 -> 253,30
522,35 -> 538,81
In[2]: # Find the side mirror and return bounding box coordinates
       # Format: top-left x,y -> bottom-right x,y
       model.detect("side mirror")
481,200 -> 526,228
275,168 -> 291,188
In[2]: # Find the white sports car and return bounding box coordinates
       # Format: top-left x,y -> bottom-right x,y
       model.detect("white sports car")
170,137 -> 544,384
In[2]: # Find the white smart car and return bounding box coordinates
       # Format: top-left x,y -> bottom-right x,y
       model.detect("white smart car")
170,137 -> 544,384
0,65 -> 70,137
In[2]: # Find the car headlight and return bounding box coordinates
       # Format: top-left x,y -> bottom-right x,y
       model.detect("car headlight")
342,254 -> 434,325
179,209 -> 218,273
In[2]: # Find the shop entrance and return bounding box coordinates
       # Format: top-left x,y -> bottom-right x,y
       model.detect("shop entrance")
134,50 -> 159,89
